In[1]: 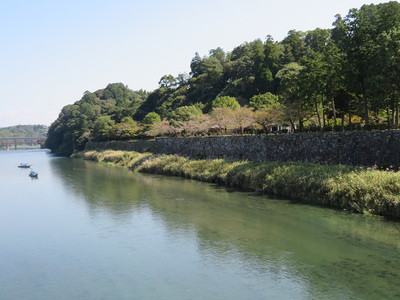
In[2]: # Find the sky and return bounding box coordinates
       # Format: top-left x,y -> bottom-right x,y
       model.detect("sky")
0,0 -> 389,128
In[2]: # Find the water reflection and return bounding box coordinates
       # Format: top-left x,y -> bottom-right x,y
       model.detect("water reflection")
49,158 -> 400,300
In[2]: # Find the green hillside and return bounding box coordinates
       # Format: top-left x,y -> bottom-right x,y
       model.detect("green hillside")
45,2 -> 400,155
0,125 -> 48,138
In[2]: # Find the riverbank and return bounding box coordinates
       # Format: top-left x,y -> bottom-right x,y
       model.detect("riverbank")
86,131 -> 400,168
72,150 -> 400,218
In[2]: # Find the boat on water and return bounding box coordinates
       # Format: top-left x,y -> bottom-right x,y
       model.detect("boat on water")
29,170 -> 38,178
18,163 -> 31,168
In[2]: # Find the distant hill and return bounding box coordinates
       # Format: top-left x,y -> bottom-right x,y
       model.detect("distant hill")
0,125 -> 48,138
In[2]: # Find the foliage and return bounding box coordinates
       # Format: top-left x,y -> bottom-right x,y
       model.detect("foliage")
0,125 -> 47,138
254,105 -> 286,132
230,107 -> 256,134
92,116 -> 115,141
45,83 -> 149,154
146,120 -> 177,137
212,96 -> 240,110
249,92 -> 279,110
48,2 -> 400,153
143,112 -> 161,125
209,108 -> 236,134
113,117 -> 138,140
169,104 -> 203,122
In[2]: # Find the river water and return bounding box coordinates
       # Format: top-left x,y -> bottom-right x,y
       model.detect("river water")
1,150 -> 400,299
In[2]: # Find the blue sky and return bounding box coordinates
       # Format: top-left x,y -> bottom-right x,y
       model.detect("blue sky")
0,0 -> 388,127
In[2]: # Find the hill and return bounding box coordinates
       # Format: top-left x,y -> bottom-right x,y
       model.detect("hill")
0,125 -> 48,138
45,2 -> 400,156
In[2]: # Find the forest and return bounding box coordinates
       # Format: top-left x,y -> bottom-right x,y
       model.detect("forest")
46,2 -> 400,155
0,125 -> 48,138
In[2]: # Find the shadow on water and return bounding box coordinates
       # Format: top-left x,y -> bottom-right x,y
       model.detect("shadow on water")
49,158 -> 400,300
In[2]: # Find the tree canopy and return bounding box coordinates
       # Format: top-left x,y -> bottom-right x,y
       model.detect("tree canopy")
0,125 -> 47,138
46,1 -> 400,155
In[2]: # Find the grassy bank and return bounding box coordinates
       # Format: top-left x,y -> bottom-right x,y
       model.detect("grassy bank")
73,150 -> 400,218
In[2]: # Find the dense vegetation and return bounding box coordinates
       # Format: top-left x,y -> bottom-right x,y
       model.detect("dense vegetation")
45,84 -> 148,155
75,150 -> 400,218
0,125 -> 47,138
47,2 -> 400,155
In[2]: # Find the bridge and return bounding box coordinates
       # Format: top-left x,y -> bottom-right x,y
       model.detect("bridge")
0,137 -> 46,149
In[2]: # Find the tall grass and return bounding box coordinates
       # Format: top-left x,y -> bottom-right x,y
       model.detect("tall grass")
75,150 -> 400,218
75,150 -> 153,170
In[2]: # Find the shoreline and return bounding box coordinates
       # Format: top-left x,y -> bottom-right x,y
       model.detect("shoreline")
72,150 -> 400,219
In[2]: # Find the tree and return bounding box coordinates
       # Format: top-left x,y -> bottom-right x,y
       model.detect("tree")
209,47 -> 227,63
212,96 -> 240,110
263,36 -> 285,93
176,73 -> 190,87
169,105 -> 203,122
335,5 -> 380,125
113,117 -> 138,140
368,2 -> 400,128
276,62 -> 310,131
146,119 -> 183,137
45,104 -> 89,154
231,107 -> 256,134
158,75 -> 178,89
297,51 -> 328,130
224,40 -> 266,98
249,92 -> 279,110
281,30 -> 308,63
101,83 -> 134,106
376,27 -> 400,127
180,114 -> 211,136
190,52 -> 203,77
187,56 -> 225,105
210,108 -> 236,134
254,106 -> 285,133
305,28 -> 330,52
92,116 -> 115,141
143,112 -> 162,125
333,2 -> 400,127
45,84 -> 149,154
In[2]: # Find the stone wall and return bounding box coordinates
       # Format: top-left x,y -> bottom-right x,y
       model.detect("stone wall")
84,140 -> 155,153
86,131 -> 400,167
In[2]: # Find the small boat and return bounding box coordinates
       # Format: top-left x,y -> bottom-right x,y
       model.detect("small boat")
18,163 -> 31,168
29,170 -> 38,178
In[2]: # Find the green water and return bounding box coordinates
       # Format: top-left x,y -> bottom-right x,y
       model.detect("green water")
1,150 -> 400,299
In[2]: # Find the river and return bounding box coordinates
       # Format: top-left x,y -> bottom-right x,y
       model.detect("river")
1,150 -> 400,299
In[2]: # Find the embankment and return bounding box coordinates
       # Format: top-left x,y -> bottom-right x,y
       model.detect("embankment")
86,130 -> 400,168
73,150 -> 400,218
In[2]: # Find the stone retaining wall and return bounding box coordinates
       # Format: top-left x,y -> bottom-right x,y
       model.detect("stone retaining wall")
84,140 -> 155,153
86,131 -> 400,167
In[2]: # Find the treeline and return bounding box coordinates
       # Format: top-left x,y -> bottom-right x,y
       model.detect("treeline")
0,125 -> 47,138
46,2 -> 400,155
